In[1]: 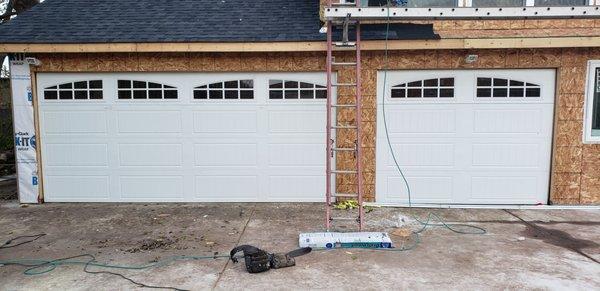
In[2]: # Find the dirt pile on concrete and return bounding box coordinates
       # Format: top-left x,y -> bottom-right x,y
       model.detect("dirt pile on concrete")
126,237 -> 179,253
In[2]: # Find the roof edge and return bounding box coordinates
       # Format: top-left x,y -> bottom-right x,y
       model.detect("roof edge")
1,37 -> 599,53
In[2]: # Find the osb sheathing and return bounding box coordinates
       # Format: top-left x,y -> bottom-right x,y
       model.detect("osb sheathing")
32,48 -> 600,204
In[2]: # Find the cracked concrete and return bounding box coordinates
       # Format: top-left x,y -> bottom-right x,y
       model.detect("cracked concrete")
0,201 -> 598,290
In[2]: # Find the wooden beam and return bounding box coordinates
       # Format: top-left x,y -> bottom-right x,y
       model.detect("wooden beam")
0,37 -> 599,53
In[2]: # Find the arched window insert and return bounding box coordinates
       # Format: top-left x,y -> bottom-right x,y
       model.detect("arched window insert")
268,80 -> 327,99
193,80 -> 254,100
117,80 -> 178,100
44,80 -> 103,100
391,78 -> 455,98
476,77 -> 541,98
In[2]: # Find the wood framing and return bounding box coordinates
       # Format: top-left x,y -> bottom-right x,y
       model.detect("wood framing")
1,36 -> 600,53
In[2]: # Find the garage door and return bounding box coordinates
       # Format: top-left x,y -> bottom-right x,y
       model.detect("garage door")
376,69 -> 555,205
37,73 -> 329,202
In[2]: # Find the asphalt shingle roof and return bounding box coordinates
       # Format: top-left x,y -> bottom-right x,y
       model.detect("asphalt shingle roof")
0,0 -> 438,43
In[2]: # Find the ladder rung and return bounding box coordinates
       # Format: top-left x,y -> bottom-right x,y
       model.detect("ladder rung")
332,147 -> 355,151
334,42 -> 356,47
331,125 -> 357,129
332,62 -> 357,66
332,104 -> 357,108
329,217 -> 359,221
332,83 -> 357,87
332,193 -> 359,198
331,170 -> 358,174
330,2 -> 357,7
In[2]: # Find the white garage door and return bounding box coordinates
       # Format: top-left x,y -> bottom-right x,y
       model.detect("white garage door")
376,70 -> 555,205
37,72 -> 329,202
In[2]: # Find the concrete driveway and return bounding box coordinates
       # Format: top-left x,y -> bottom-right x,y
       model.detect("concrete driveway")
0,202 -> 598,290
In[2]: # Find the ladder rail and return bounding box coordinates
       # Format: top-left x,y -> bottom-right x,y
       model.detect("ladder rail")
355,22 -> 364,230
325,16 -> 333,231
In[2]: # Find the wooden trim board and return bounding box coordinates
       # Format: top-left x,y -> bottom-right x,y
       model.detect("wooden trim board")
1,36 -> 599,53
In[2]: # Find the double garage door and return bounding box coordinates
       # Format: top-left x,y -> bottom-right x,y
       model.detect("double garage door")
38,73 -> 329,202
38,70 -> 555,204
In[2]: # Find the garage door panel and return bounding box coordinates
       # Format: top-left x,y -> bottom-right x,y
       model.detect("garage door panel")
471,143 -> 541,167
470,176 -> 540,201
385,175 -> 454,203
472,108 -> 546,134
46,143 -> 109,167
267,175 -> 324,202
385,143 -> 455,167
385,108 -> 457,134
192,111 -> 258,133
118,144 -> 183,167
119,176 -> 184,200
377,69 -> 554,205
268,144 -> 325,166
194,175 -> 258,201
43,110 -> 108,135
268,110 -> 325,133
45,175 -> 110,201
117,111 -> 182,133
194,143 -> 258,167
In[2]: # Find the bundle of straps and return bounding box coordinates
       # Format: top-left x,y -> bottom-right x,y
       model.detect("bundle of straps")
229,245 -> 312,273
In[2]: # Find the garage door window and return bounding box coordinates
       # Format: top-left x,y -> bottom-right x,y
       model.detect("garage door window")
117,80 -> 178,100
193,80 -> 254,100
584,61 -> 600,143
269,80 -> 327,99
476,77 -> 541,98
391,78 -> 454,98
44,80 -> 103,100
534,0 -> 588,6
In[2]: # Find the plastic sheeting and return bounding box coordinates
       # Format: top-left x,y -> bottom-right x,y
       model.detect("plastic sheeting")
10,61 -> 39,203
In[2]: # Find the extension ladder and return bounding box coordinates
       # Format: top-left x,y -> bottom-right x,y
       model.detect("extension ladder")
325,0 -> 364,231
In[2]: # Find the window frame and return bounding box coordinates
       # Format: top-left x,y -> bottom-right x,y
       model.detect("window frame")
193,79 -> 255,101
390,77 -> 455,99
43,80 -> 104,101
583,60 -> 600,143
268,79 -> 328,101
116,80 -> 179,101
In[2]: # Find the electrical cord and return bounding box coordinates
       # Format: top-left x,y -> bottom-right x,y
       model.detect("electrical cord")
0,233 -> 230,290
0,233 -> 46,249
381,1 -> 411,208
379,2 -> 486,236
0,253 -> 232,290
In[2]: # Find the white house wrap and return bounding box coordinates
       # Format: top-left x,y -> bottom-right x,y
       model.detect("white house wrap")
10,61 -> 39,203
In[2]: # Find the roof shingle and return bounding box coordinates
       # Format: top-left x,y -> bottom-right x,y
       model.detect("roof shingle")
0,0 -> 438,43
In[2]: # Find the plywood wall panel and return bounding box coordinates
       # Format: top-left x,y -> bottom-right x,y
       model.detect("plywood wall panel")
558,93 -> 585,108
519,49 -> 561,68
88,53 -> 139,72
62,53 -> 90,71
554,121 -> 583,147
554,146 -> 583,173
188,52 -> 215,71
559,67 -> 587,94
34,54 -> 64,72
557,107 -> 584,121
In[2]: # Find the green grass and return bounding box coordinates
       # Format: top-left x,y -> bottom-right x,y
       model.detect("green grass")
0,109 -> 13,152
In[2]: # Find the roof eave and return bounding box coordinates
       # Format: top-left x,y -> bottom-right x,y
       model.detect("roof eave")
1,37 -> 599,53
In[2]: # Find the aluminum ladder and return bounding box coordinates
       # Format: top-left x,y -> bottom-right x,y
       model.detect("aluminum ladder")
325,0 -> 364,231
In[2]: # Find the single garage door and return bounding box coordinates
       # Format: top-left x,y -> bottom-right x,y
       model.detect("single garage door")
37,72 -> 329,202
376,69 -> 555,205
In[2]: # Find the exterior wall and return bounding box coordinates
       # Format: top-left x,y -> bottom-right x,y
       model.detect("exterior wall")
32,49 -> 600,204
